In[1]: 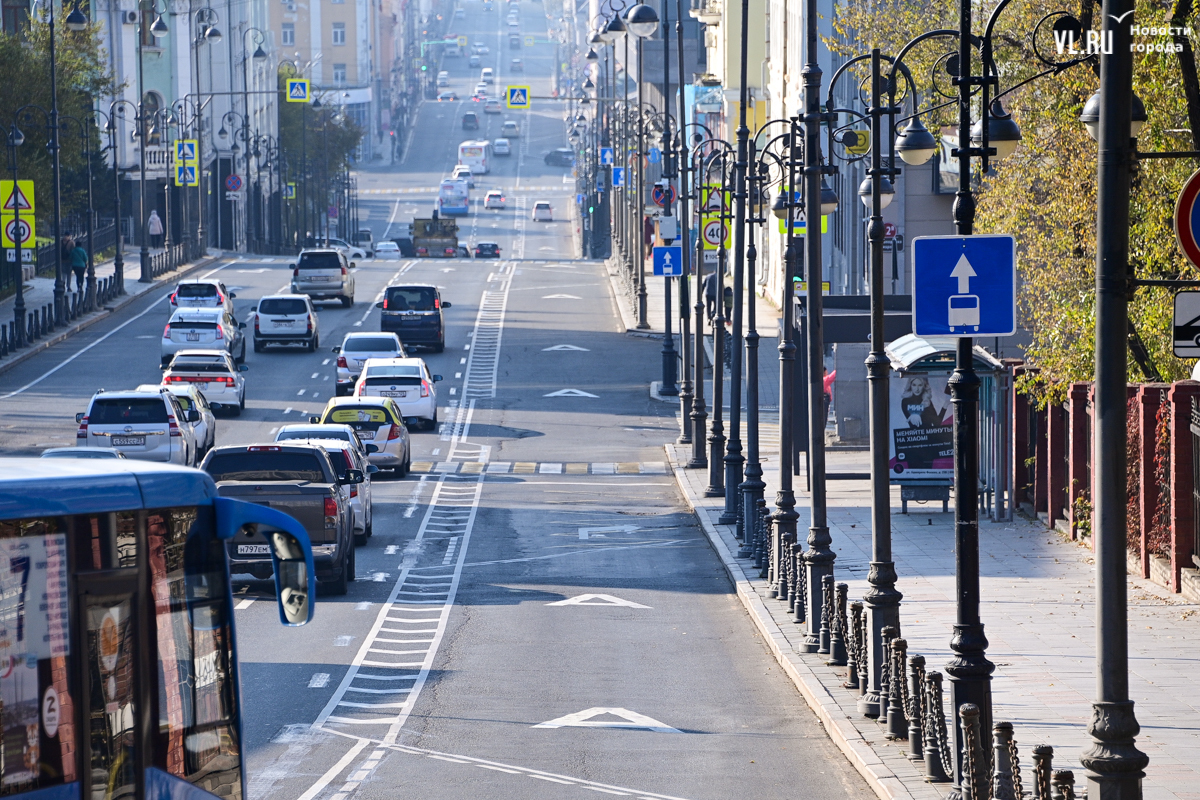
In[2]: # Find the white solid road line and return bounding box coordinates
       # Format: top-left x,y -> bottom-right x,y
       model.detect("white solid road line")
234,598 -> 255,610
0,260 -> 232,400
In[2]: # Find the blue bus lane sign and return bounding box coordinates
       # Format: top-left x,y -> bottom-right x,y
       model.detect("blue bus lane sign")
912,234 -> 1016,337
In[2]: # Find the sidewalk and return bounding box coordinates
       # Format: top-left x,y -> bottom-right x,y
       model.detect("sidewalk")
665,443 -> 1200,800
0,246 -> 224,376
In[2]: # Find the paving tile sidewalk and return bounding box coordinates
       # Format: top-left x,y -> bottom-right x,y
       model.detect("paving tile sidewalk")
0,246 -> 223,376
665,443 -> 1200,800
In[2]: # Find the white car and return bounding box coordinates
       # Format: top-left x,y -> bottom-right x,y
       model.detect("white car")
502,120 -> 519,137
284,437 -> 379,544
254,294 -> 319,352
437,70 -> 450,87
161,306 -> 246,366
312,397 -> 412,477
353,358 -> 442,430
41,447 -> 127,459
375,241 -> 401,259
451,165 -> 475,188
484,190 -> 506,209
75,388 -> 198,465
137,383 -> 217,457
275,423 -> 374,459
320,237 -> 367,261
493,137 -> 511,155
484,98 -> 503,114
169,278 -> 236,315
333,332 -> 407,395
161,349 -> 249,415
532,200 -> 553,221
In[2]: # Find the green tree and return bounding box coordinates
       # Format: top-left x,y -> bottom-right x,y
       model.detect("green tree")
0,17 -> 118,237
828,0 -> 1200,406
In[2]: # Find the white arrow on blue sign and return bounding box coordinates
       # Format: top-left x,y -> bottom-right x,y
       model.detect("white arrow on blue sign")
612,166 -> 625,188
652,245 -> 683,276
912,234 -> 1016,337
600,147 -> 614,165
648,147 -> 661,164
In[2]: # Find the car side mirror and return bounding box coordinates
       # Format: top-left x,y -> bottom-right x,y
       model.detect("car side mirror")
349,262 -> 357,269
433,374 -> 443,382
366,464 -> 380,474
238,364 -> 249,372
160,363 -> 169,370
339,469 -> 365,485
238,322 -> 246,329
309,416 -> 320,424
229,292 -> 237,299
365,444 -> 380,454
375,302 -> 384,309
75,412 -> 84,423
187,409 -> 201,422
442,301 -> 452,308
331,346 -> 341,353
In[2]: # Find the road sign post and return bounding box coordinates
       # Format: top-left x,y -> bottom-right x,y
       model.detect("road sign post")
653,245 -> 683,276
506,86 -> 531,109
912,234 -> 1016,337
286,79 -> 311,103
600,147 -> 614,165
225,174 -> 243,192
1,216 -> 35,248
612,166 -> 625,188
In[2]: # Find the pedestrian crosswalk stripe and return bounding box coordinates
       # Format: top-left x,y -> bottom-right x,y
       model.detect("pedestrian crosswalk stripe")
406,462 -> 669,475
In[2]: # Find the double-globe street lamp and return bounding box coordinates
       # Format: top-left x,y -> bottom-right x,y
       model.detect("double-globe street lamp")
626,3 -> 658,331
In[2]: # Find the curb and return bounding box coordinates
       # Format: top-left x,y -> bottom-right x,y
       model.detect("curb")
0,254 -> 225,378
665,443 -> 917,800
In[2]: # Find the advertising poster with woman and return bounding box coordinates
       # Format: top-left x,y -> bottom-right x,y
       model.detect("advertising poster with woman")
889,373 -> 955,478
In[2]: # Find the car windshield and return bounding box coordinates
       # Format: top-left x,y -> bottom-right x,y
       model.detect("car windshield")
259,297 -> 308,315
344,337 -> 400,353
385,287 -> 437,311
365,365 -> 422,378
298,252 -> 341,269
170,320 -> 217,329
42,450 -> 119,458
177,284 -> 217,298
205,451 -> 327,482
89,397 -> 168,424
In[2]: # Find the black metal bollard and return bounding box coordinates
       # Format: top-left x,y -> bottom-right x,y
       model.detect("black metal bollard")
1031,745 -> 1053,800
991,721 -> 1017,800
791,542 -> 806,624
818,575 -> 834,654
31,309 -> 40,340
1,323 -> 7,356
1050,770 -> 1075,800
857,611 -> 869,699
923,670 -> 953,782
827,582 -> 848,665
885,637 -> 909,740
908,654 -> 925,761
845,601 -> 862,687
755,499 -> 769,573
877,625 -> 896,722
958,703 -> 985,800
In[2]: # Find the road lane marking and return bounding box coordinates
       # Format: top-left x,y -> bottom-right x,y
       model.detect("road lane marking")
293,739 -> 369,800
410,540 -> 687,570
546,594 -> 652,609
309,673 -> 331,688
533,708 -> 681,733
234,598 -> 255,610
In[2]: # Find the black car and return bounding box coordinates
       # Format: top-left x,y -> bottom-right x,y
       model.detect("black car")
475,242 -> 501,258
392,237 -> 415,257
462,112 -> 480,130
376,285 -> 452,353
544,147 -> 575,166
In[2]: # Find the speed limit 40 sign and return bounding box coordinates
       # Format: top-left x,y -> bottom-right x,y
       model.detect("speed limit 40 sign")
1,215 -> 34,248
701,217 -> 730,250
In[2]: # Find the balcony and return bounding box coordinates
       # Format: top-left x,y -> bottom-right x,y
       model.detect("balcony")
689,0 -> 722,24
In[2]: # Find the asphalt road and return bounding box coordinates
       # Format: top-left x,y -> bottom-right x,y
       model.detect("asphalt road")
0,2 -> 872,798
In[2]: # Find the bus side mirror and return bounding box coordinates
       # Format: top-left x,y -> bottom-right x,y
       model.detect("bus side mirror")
270,530 -> 313,625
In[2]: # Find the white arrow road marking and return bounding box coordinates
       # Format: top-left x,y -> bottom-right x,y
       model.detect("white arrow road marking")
533,708 -> 680,732
542,344 -> 590,351
541,293 -> 581,299
546,593 -> 651,609
950,254 -> 977,294
577,525 -> 639,540
440,268 -> 456,272
544,389 -> 598,397
236,268 -> 269,273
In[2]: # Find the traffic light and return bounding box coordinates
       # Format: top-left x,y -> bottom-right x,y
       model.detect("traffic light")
421,64 -> 428,71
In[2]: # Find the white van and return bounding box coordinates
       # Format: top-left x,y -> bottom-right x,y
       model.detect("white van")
481,67 -> 495,84
436,70 -> 450,87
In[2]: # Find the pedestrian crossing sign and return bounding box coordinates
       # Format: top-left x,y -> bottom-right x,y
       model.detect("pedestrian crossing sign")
506,85 -> 531,109
285,182 -> 297,200
174,165 -> 199,187
175,139 -> 199,164
0,180 -> 34,213
777,214 -> 828,235
286,79 -> 311,103
457,35 -> 468,47
524,35 -> 535,47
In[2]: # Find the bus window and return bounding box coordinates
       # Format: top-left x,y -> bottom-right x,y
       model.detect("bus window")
0,517 -> 75,797
148,507 -> 242,799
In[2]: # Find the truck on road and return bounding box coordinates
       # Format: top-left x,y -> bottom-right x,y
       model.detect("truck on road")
410,217 -> 461,257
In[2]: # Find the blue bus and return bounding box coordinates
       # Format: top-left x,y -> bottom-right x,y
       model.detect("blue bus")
0,459 -> 315,800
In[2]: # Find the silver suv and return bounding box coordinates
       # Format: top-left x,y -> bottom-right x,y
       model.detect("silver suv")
332,332 -> 406,396
76,388 -> 199,465
291,249 -> 356,307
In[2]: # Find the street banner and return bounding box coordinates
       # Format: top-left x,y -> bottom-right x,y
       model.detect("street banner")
888,372 -> 954,479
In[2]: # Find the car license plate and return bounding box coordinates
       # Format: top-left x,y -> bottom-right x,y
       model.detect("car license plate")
186,332 -> 200,341
309,276 -> 332,282
275,320 -> 294,326
236,544 -> 270,555
111,436 -> 145,446
382,391 -> 405,397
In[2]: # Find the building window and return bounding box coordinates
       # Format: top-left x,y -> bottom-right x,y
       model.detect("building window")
333,63 -> 347,85
1,0 -> 30,36
281,22 -> 294,45
143,92 -> 163,145
331,22 -> 345,45
140,10 -> 160,46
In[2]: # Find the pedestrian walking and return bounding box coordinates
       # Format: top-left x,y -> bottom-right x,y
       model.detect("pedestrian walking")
147,210 -> 164,249
703,271 -> 718,321
69,240 -> 88,293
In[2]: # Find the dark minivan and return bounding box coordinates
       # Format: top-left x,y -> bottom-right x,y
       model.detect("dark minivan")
376,285 -> 451,352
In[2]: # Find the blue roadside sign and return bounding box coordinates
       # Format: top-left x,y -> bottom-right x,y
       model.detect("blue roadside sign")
912,234 -> 1016,337
648,147 -> 661,164
652,245 -> 683,276
612,166 -> 625,188
600,147 -> 614,165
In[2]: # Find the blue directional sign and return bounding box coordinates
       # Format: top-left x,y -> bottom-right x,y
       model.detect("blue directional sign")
652,245 -> 683,276
912,234 -> 1016,337
612,166 -> 625,188
648,147 -> 661,164
600,147 -> 614,165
